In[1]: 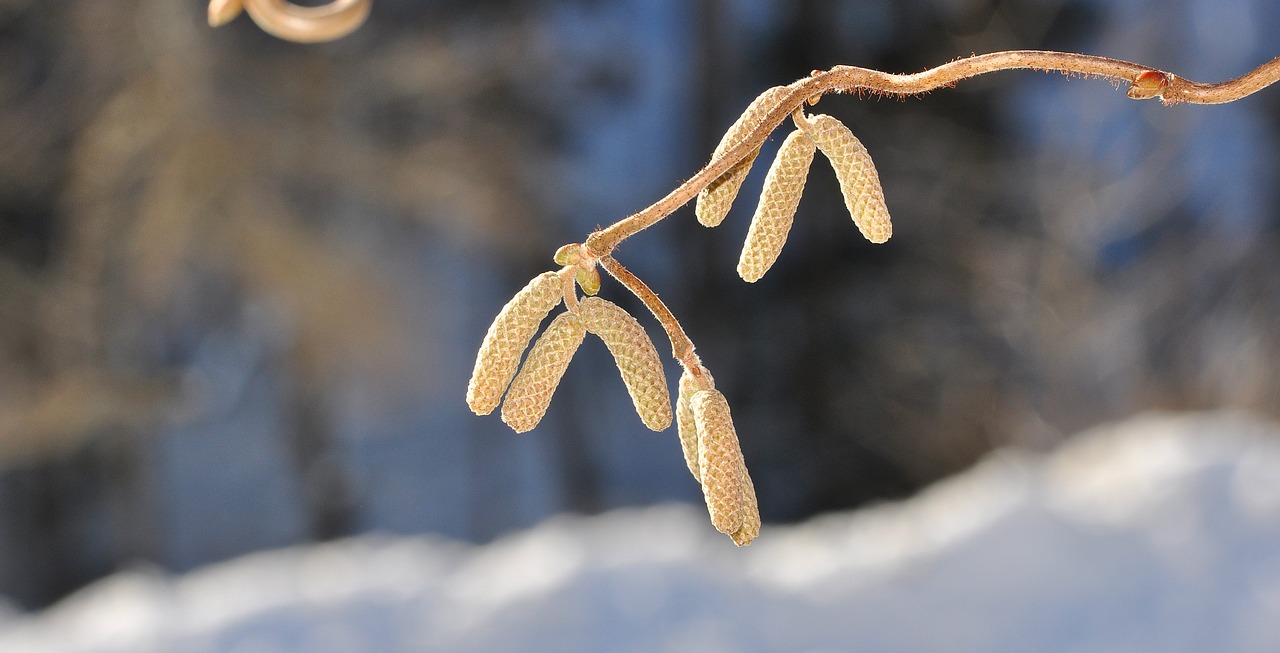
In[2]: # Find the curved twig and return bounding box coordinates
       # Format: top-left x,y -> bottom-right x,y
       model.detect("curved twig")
584,51 -> 1280,258
597,256 -> 698,372
209,0 -> 371,43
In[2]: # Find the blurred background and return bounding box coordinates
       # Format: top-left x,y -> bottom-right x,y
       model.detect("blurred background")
0,0 -> 1277,613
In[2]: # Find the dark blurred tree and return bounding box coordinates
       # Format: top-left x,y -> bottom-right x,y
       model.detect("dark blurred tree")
0,0 -> 573,607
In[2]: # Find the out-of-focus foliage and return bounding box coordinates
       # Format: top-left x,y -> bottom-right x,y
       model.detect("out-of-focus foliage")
1,0 -> 559,460
0,0 -> 575,606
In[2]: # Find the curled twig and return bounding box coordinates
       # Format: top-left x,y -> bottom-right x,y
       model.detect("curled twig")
208,0 -> 371,43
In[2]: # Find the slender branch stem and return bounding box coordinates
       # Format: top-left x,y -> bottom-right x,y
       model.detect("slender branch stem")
597,256 -> 698,370
583,50 -> 1280,258
557,266 -> 580,313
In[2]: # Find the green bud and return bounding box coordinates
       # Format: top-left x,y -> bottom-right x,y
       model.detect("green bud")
553,243 -> 581,267
576,266 -> 601,295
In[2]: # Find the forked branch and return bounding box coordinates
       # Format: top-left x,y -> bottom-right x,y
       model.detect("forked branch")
465,49 -> 1279,545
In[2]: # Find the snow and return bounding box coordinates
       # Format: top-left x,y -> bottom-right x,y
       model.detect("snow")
4,411 -> 1280,653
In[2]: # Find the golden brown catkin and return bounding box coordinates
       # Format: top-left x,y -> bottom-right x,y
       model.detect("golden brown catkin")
578,297 -> 673,431
691,390 -> 748,539
803,114 -> 892,244
675,366 -> 713,482
466,272 -> 563,416
737,129 -> 817,282
501,312 -> 586,433
696,85 -> 791,228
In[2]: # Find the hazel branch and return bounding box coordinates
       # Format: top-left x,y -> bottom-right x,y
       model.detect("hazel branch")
583,50 -> 1280,258
597,255 -> 699,373
470,49 -> 1279,543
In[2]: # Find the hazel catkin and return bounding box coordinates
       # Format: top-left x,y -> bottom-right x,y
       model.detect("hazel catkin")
466,272 -> 563,416
802,113 -> 892,244
691,390 -> 749,538
578,297 -> 673,431
696,85 -> 792,228
737,129 -> 817,282
500,311 -> 586,433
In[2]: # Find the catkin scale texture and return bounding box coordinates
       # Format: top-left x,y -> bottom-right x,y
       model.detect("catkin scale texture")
692,390 -> 746,537
501,312 -> 586,433
578,297 -> 673,431
466,272 -> 563,416
804,114 -> 892,244
738,129 -> 816,282
696,85 -> 791,228
730,459 -> 760,546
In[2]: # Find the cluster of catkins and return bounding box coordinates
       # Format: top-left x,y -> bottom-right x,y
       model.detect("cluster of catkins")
464,264 -> 759,545
466,83 -> 893,546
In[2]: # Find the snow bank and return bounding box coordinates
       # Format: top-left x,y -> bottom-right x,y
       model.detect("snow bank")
4,411 -> 1280,653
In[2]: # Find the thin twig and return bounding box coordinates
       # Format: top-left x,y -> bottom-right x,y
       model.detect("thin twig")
597,256 -> 697,371
583,50 -> 1280,258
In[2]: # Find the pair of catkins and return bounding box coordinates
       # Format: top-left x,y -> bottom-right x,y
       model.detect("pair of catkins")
467,83 -> 894,546
699,85 -> 893,282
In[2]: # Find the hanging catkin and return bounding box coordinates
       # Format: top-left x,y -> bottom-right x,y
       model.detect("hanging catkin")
692,390 -> 748,538
695,85 -> 791,228
501,312 -> 586,433
737,129 -> 817,282
802,113 -> 892,244
466,272 -> 563,416
578,297 -> 673,431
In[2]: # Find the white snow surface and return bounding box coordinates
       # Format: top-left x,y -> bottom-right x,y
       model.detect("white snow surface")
4,411 -> 1280,653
